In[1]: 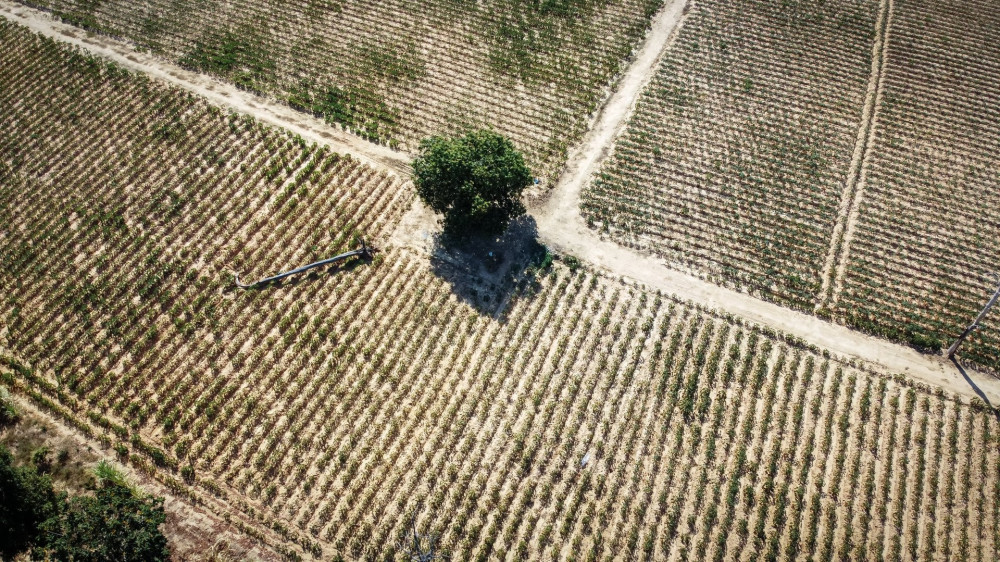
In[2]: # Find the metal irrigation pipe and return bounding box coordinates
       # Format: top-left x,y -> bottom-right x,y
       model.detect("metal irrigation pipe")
234,239 -> 375,289
947,279 -> 1000,359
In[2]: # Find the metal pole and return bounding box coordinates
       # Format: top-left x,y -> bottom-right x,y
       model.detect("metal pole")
947,281 -> 1000,358
234,240 -> 373,289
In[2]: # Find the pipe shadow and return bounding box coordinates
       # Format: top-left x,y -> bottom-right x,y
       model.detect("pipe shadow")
950,356 -> 1000,420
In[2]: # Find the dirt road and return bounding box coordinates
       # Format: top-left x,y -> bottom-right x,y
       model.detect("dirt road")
3,0 -> 997,404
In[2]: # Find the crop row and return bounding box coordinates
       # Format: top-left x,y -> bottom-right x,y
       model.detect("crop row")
22,0 -> 664,180
832,0 -> 1000,370
581,0 -> 877,311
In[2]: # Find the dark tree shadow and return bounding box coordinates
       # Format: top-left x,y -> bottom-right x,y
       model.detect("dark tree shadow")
429,215 -> 549,319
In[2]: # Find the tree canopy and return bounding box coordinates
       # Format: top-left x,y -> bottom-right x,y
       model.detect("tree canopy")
412,129 -> 533,238
0,445 -> 59,559
38,478 -> 169,562
0,444 -> 169,561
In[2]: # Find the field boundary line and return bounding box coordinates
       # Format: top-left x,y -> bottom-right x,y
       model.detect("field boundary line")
816,0 -> 894,309
0,0 -> 412,177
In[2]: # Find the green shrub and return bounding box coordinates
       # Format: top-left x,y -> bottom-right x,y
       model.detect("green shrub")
30,447 -> 52,474
0,385 -> 19,426
563,255 -> 582,272
37,477 -> 170,561
94,459 -> 136,494
0,445 -> 59,558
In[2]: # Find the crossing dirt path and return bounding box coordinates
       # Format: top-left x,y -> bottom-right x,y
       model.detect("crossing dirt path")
3,0 -> 997,405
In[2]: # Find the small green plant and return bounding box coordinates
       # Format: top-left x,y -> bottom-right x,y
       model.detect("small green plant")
0,386 -> 19,426
179,30 -> 276,95
30,447 -> 52,474
537,249 -> 554,271
93,460 -> 137,495
563,255 -> 582,272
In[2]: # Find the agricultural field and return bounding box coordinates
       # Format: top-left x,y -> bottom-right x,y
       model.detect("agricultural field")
17,0 -> 664,180
581,0 -> 1000,372
831,0 -> 1000,370
582,0 -> 877,310
3,20 -> 1000,561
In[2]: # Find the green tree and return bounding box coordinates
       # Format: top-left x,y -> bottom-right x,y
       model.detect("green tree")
412,129 -> 533,238
37,479 -> 169,562
0,445 -> 59,558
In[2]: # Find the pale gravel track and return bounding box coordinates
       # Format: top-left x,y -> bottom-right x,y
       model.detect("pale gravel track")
3,0 -> 998,405
817,0 -> 895,308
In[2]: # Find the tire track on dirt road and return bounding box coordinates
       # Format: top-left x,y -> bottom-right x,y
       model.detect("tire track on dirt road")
816,0 -> 894,310
4,0 -> 998,404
